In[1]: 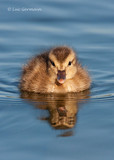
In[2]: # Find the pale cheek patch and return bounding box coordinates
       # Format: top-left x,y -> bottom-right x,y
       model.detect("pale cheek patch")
66,67 -> 77,80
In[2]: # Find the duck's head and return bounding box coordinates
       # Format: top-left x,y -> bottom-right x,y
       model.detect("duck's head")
48,46 -> 77,84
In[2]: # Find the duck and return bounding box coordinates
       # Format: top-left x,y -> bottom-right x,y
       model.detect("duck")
20,46 -> 91,93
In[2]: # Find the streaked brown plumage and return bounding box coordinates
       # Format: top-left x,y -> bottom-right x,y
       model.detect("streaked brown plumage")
20,46 -> 91,93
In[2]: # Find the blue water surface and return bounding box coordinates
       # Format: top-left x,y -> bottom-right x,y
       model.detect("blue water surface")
0,0 -> 114,160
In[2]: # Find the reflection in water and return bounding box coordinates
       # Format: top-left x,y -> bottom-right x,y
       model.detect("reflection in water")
20,90 -> 90,136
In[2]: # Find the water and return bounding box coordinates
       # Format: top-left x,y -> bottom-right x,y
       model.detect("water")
0,0 -> 114,159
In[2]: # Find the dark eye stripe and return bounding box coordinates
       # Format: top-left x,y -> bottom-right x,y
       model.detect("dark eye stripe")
68,61 -> 72,66
50,59 -> 55,66
68,58 -> 75,66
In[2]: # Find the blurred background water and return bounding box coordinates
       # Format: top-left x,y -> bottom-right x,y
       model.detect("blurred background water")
0,0 -> 114,160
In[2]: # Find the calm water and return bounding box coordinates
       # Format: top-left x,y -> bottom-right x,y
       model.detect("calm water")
0,0 -> 114,159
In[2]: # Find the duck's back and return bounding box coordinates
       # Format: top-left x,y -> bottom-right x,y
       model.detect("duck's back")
20,52 -> 50,92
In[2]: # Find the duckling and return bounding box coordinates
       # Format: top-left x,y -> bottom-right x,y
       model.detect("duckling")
20,46 -> 91,93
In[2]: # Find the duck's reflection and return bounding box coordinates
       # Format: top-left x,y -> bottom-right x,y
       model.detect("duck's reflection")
20,90 -> 90,135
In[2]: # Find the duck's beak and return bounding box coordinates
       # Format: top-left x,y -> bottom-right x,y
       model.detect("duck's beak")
57,70 -> 66,84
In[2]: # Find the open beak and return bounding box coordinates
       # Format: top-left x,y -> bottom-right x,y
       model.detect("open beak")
57,70 -> 66,84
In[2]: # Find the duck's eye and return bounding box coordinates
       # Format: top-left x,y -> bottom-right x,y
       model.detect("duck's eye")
68,61 -> 72,66
50,60 -> 55,67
